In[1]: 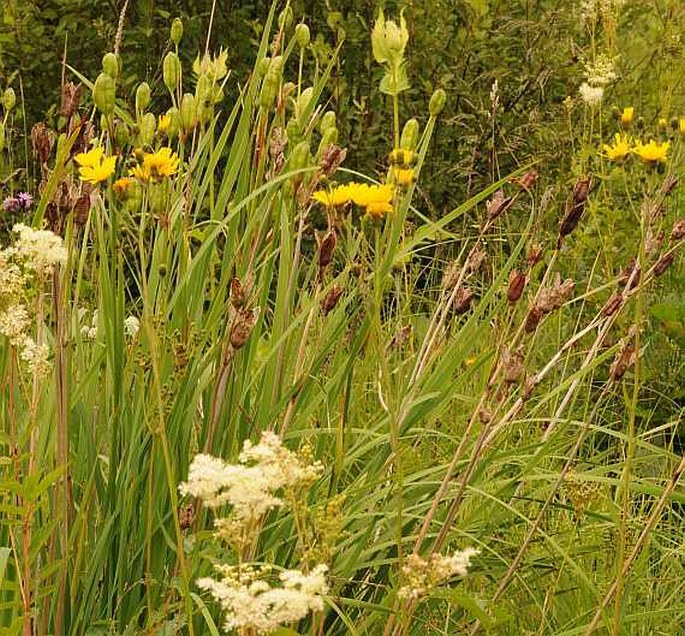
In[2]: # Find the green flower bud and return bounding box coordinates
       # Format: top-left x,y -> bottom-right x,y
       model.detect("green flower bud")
100,113 -> 109,132
0,123 -> 5,152
102,52 -> 120,80
269,56 -> 284,76
285,117 -> 301,145
115,120 -> 130,148
320,110 -> 337,134
400,118 -> 420,150
295,23 -> 310,48
93,72 -> 116,116
165,107 -> 181,141
278,5 -> 293,31
259,74 -> 279,110
139,112 -> 156,146
297,86 -> 314,117
163,52 -> 181,94
180,93 -> 197,131
317,126 -> 338,155
135,82 -> 151,115
290,140 -> 311,173
257,57 -> 271,78
170,18 -> 183,46
371,9 -> 408,67
429,88 -> 447,116
2,88 -> 16,112
148,182 -> 168,213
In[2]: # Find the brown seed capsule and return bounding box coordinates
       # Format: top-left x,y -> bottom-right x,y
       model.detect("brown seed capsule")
442,260 -> 461,291
527,244 -> 544,267
31,123 -> 54,166
619,260 -> 641,290
660,174 -> 679,196
512,169 -> 538,190
486,190 -> 514,220
502,347 -> 525,383
389,324 -> 412,349
524,306 -> 544,333
230,308 -> 259,349
466,247 -> 486,273
73,194 -> 91,227
230,277 -> 246,309
670,219 -> 685,242
653,253 -> 674,277
507,269 -> 527,303
479,408 -> 492,424
558,176 -> 592,245
320,285 -> 344,315
610,342 -> 636,381
319,144 -> 347,178
60,81 -> 83,118
603,293 -> 624,317
454,287 -> 475,314
179,503 -> 195,530
318,230 -> 337,270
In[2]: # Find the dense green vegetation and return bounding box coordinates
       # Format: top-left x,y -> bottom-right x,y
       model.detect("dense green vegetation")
0,1 -> 683,635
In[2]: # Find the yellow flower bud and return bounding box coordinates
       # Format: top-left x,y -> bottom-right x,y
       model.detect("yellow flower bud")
429,88 -> 447,116
93,72 -> 116,116
102,52 -> 120,80
163,52 -> 181,94
170,18 -> 183,46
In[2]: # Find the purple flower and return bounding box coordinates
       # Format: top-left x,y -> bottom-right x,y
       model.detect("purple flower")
2,196 -> 20,213
17,192 -> 33,209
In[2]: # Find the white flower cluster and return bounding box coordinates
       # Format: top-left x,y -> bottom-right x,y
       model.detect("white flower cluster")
197,564 -> 328,635
578,54 -> 617,106
0,225 -> 66,378
580,0 -> 626,21
397,548 -> 479,601
179,432 -> 323,523
79,309 -> 140,340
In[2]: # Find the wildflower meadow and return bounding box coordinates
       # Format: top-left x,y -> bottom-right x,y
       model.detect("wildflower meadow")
0,1 -> 684,635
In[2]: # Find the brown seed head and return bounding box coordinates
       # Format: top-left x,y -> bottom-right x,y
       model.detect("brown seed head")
454,287 -> 475,314
318,230 -> 337,270
486,189 -> 514,220
320,285 -> 344,315
230,277 -> 246,309
507,269 -> 527,303
603,293 -> 624,317
230,308 -> 259,349
670,219 -> 685,242
319,144 -> 347,178
31,123 -> 54,166
653,253 -> 675,277
60,81 -> 83,118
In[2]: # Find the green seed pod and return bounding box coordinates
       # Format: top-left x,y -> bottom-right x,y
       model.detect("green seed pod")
93,72 -> 116,116
102,52 -> 120,80
295,23 -> 310,49
269,55 -> 284,76
195,74 -> 213,124
165,107 -> 181,141
285,117 -> 301,145
139,112 -> 156,146
257,57 -> 271,78
2,87 -> 16,112
100,113 -> 109,132
297,86 -> 314,117
317,126 -> 338,155
115,120 -> 130,148
320,110 -> 336,134
180,93 -> 197,131
259,73 -> 279,110
148,182 -> 167,213
278,5 -> 293,31
429,88 -> 447,116
163,52 -> 181,93
170,18 -> 183,46
400,118 -> 420,150
136,82 -> 151,114
290,140 -> 311,172
0,123 -> 5,152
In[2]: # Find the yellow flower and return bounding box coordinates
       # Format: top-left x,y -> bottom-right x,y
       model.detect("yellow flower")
679,117 -> 685,135
113,177 -> 134,197
158,114 -> 171,135
602,133 -> 631,162
348,183 -> 394,218
130,147 -> 180,183
620,107 -> 634,126
388,148 -> 416,165
632,139 -> 670,164
74,146 -> 105,168
392,167 -> 415,186
312,184 -> 354,207
79,155 -> 117,184
658,117 -> 668,130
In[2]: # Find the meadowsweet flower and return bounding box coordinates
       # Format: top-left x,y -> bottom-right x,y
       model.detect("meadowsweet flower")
12,224 -> 67,273
602,133 -> 631,161
130,147 -> 180,183
0,304 -> 30,344
632,139 -> 669,164
584,54 -> 617,87
578,83 -> 604,106
19,336 -> 51,377
124,315 -> 140,338
197,564 -> 328,635
398,548 -> 479,601
620,107 -> 634,126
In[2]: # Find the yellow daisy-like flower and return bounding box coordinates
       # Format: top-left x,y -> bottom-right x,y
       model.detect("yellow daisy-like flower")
632,139 -> 670,164
619,107 -> 634,126
392,167 -> 415,186
74,146 -> 105,168
312,184 -> 354,207
158,114 -> 171,135
388,148 -> 416,165
130,147 -> 180,183
348,183 -> 394,218
78,154 -> 117,185
602,133 -> 631,162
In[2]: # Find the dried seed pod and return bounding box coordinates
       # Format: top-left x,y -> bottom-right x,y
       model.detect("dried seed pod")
610,342 -> 636,381
603,293 -> 623,317
230,308 -> 259,349
389,325 -> 412,349
73,194 -> 91,227
501,347 -> 525,383
442,260 -> 461,291
319,144 -> 347,178
507,269 -> 527,303
558,176 -> 592,245
524,306 -> 544,333
31,123 -> 53,166
320,285 -> 343,315
653,253 -> 674,277
454,287 -> 474,314
670,219 -> 685,242
645,228 -> 664,260
318,230 -> 337,270
230,277 -> 246,309
527,244 -> 544,267
60,82 -> 82,118
619,260 -> 641,290
466,248 -> 486,273
478,408 -> 492,424
179,502 -> 194,530
486,189 -> 513,220
512,169 -> 538,190
660,174 -> 679,196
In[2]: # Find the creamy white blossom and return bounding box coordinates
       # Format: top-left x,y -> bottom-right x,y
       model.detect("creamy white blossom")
124,315 -> 140,338
0,304 -> 30,344
19,336 -> 51,377
197,564 -> 328,634
398,548 -> 479,600
12,223 -> 67,273
579,82 -> 604,106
